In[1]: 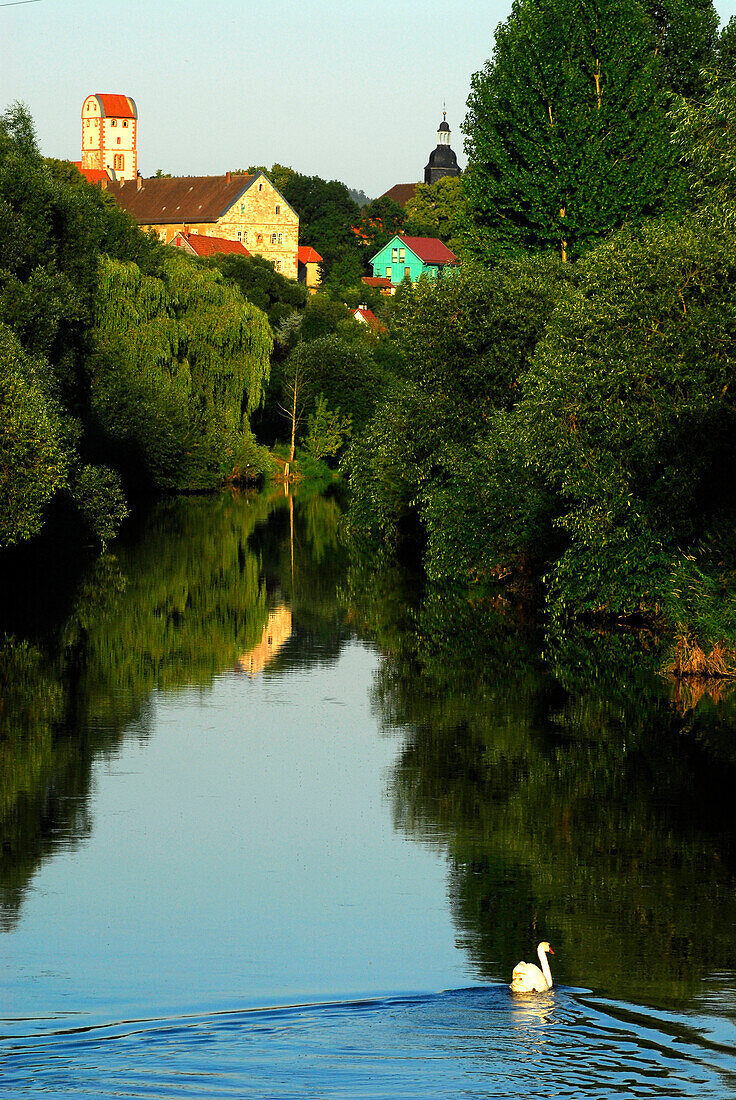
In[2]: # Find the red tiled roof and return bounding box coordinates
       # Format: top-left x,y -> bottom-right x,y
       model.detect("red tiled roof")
78,166 -> 111,184
97,94 -> 136,119
353,306 -> 385,332
380,183 -> 418,207
174,232 -> 250,258
107,174 -> 255,224
361,276 -> 393,288
399,235 -> 457,265
298,245 -> 323,264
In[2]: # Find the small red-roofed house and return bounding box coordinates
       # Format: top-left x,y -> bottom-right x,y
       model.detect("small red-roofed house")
297,245 -> 323,291
361,276 -> 395,297
171,231 -> 251,258
352,305 -> 386,334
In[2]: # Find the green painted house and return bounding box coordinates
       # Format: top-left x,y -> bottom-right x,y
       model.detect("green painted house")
369,234 -> 457,285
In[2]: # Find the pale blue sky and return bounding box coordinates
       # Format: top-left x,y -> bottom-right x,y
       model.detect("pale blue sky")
3,0 -> 736,198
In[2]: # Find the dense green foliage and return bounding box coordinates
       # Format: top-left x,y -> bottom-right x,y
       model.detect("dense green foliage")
346,11 -> 736,661
89,254 -> 272,490
462,0 -> 706,261
0,104 -> 273,549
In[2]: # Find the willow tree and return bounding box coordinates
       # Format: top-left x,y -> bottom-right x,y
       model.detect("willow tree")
90,253 -> 273,490
463,0 -> 705,262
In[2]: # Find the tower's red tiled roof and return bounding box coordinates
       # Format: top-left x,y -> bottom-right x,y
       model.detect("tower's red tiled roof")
97,94 -> 137,119
298,245 -> 323,264
173,232 -> 250,258
107,174 -> 255,224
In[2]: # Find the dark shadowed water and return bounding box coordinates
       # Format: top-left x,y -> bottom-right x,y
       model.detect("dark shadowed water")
1,489 -> 735,1097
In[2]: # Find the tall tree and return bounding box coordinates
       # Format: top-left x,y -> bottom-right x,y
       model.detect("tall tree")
463,0 -> 701,262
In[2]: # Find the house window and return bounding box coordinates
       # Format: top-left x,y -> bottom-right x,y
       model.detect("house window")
243,231 -> 248,243
240,203 -> 245,213
237,231 -> 242,241
275,204 -> 280,214
386,266 -> 392,278
271,233 -> 277,244
258,183 -> 263,191
399,248 -> 405,263
392,248 -> 398,263
257,233 -> 263,244
405,267 -> 411,277
275,260 -> 282,271
277,233 -> 283,244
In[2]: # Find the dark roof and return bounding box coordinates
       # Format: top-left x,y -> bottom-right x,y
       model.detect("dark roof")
380,182 -> 418,207
107,173 -> 255,224
425,145 -> 460,172
399,235 -> 458,265
173,232 -> 250,258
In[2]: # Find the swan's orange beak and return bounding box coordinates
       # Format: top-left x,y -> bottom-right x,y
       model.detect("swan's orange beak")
549,948 -> 555,954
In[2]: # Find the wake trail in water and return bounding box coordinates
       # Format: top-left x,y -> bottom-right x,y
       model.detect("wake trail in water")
2,986 -> 736,1098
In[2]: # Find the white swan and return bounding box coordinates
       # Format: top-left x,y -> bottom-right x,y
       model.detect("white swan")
510,941 -> 554,992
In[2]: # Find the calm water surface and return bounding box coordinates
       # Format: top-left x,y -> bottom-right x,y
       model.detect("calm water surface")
1,490 -> 736,1097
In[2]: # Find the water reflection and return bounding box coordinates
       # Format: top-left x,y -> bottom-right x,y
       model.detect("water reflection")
0,488 -> 345,931
347,563 -> 736,1008
2,488 -> 736,1024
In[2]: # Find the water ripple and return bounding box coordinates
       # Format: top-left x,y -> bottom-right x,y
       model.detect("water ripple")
2,987 -> 735,1098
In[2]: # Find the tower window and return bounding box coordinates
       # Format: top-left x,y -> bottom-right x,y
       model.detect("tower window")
278,233 -> 283,244
271,233 -> 277,244
123,120 -> 128,127
114,154 -> 124,170
111,119 -> 117,126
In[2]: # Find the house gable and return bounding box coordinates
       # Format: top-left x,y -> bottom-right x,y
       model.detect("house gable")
108,171 -> 300,279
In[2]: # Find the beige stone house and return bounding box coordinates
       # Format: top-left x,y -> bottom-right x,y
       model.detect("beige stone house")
107,171 -> 299,278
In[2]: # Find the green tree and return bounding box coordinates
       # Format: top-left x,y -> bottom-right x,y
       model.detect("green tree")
0,324 -> 74,547
303,394 -> 352,461
89,254 -> 273,489
403,176 -> 469,256
463,0 -> 691,262
518,213 -> 736,616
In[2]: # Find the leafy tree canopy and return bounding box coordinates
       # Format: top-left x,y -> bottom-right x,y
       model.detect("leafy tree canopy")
462,0 -> 701,262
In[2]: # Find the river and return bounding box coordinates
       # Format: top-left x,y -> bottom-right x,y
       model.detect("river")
1,488 -> 735,1097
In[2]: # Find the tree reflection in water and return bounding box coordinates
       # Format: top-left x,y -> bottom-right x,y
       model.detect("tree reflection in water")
0,488 -> 344,930
352,568 -> 736,1008
2,493 -> 736,1010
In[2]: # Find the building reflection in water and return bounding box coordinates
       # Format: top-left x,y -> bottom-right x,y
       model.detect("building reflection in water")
236,604 -> 292,677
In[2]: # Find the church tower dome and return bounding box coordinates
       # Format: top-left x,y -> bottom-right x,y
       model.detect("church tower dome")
424,111 -> 460,185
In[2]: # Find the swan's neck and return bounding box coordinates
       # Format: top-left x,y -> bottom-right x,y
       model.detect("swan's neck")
537,945 -> 553,988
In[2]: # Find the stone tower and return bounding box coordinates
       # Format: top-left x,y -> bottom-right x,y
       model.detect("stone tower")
81,94 -> 138,181
424,112 -> 460,185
